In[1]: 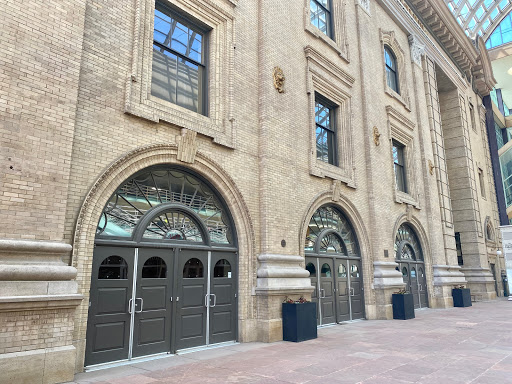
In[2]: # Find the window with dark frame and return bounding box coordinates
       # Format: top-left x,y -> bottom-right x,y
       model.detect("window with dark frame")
310,0 -> 332,38
384,46 -> 399,94
455,232 -> 463,266
315,95 -> 337,165
392,140 -> 407,192
151,1 -> 207,115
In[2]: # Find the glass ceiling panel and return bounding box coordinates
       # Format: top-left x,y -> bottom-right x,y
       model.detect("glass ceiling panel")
444,0 -> 512,42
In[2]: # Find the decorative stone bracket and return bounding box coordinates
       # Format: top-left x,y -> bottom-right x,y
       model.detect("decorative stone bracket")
373,261 -> 404,288
255,254 -> 314,294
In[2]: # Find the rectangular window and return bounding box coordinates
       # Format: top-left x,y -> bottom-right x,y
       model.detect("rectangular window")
393,140 -> 407,192
151,2 -> 207,115
478,168 -> 486,198
455,232 -> 463,266
310,0 -> 332,37
315,95 -> 337,165
469,103 -> 477,132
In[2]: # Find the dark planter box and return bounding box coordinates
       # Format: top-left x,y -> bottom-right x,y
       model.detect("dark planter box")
282,302 -> 317,342
392,293 -> 415,320
452,288 -> 472,307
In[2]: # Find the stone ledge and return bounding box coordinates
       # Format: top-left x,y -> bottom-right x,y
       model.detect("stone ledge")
0,294 -> 83,312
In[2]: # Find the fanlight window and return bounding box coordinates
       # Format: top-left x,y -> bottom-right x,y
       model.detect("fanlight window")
305,206 -> 358,255
96,167 -> 233,244
98,256 -> 128,279
142,210 -> 203,243
321,263 -> 331,277
394,223 -> 423,261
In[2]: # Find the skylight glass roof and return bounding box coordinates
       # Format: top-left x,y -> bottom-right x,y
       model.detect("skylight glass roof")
445,0 -> 512,41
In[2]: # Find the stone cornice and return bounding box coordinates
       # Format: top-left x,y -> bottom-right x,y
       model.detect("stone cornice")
472,36 -> 497,96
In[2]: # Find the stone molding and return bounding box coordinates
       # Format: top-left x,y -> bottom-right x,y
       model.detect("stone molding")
0,294 -> 83,312
305,45 -> 356,187
408,34 -> 425,66
356,0 -> 370,15
256,254 -> 313,292
432,264 -> 467,286
373,261 -> 404,288
380,29 -> 411,111
71,143 -> 255,371
125,0 -> 236,147
0,239 -> 76,281
386,106 -> 420,208
303,0 -> 349,61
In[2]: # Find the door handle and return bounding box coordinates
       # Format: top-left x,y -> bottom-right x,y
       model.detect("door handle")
210,294 -> 216,307
320,288 -> 326,298
204,294 -> 209,307
350,288 -> 355,296
135,297 -> 143,313
419,284 -> 423,292
128,298 -> 134,314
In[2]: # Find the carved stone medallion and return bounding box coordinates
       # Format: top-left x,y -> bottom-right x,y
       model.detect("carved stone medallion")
273,66 -> 285,93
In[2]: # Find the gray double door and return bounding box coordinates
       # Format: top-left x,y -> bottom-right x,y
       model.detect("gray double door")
399,262 -> 428,309
86,246 -> 237,366
306,256 -> 364,325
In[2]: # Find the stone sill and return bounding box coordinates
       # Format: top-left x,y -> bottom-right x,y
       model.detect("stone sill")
0,294 -> 83,312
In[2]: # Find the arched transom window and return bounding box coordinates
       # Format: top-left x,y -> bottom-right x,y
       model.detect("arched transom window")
96,167 -> 234,245
305,205 -> 359,256
394,223 -> 423,261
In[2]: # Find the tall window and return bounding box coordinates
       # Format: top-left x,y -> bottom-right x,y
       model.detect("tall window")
384,46 -> 399,94
478,168 -> 486,198
310,0 -> 332,37
315,95 -> 336,165
455,232 -> 463,266
151,2 -> 207,115
469,103 -> 477,132
393,140 -> 407,192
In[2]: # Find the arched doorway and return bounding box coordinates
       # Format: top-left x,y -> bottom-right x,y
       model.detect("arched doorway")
85,166 -> 238,366
304,205 -> 364,325
394,223 -> 428,309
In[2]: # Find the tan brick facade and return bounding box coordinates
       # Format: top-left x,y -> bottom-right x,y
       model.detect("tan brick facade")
0,0 -> 506,382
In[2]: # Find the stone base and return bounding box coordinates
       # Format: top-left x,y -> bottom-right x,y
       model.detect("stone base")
373,261 -> 405,319
0,345 -> 76,384
460,267 -> 497,301
432,264 -> 467,308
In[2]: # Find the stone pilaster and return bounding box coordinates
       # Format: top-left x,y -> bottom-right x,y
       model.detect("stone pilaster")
0,239 -> 82,384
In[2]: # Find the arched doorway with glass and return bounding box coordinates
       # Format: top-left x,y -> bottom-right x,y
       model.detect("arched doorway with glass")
395,223 -> 428,309
85,166 -> 238,367
304,205 -> 364,325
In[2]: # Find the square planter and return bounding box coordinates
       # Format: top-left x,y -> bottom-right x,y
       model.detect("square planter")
282,302 -> 317,342
452,288 -> 472,307
392,293 -> 415,320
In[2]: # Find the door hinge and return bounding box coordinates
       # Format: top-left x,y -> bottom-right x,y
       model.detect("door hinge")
170,297 -> 173,302
89,301 -> 91,307
234,293 -> 237,298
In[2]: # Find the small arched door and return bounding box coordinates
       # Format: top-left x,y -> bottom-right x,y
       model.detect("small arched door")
86,166 -> 238,366
395,223 -> 428,309
304,205 -> 364,325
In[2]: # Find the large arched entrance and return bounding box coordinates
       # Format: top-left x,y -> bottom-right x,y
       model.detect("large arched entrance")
85,165 -> 238,366
394,223 -> 428,309
304,205 -> 365,325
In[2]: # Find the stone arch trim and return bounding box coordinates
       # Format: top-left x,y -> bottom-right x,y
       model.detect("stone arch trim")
299,191 -> 373,303
391,214 -> 431,261
71,143 -> 255,371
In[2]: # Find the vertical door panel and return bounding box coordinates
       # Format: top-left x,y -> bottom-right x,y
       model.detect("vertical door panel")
209,251 -> 237,345
176,250 -> 208,350
85,246 -> 134,366
319,258 -> 335,325
305,257 -> 320,325
418,265 -> 428,308
348,260 -> 364,320
334,259 -> 350,322
132,249 -> 173,357
410,265 -> 419,309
